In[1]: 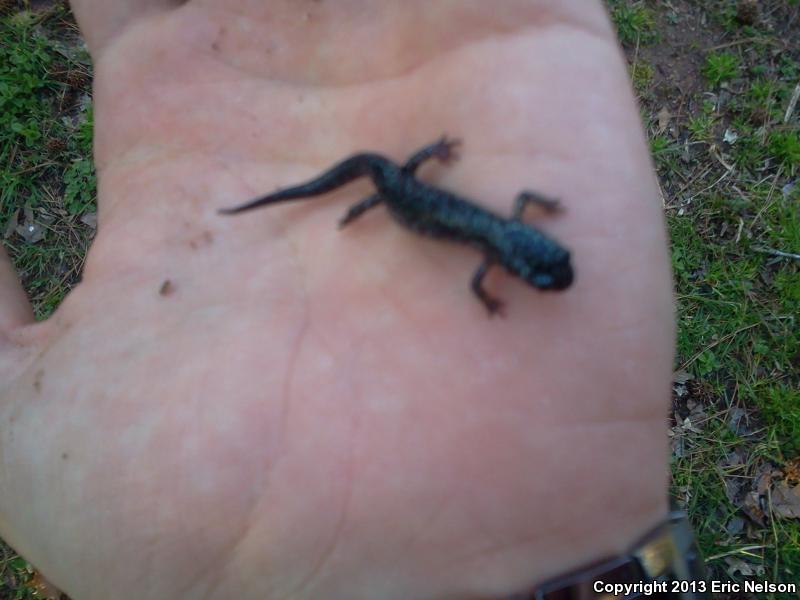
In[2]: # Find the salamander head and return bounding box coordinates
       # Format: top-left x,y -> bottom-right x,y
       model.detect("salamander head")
526,252 -> 573,290
503,228 -> 574,291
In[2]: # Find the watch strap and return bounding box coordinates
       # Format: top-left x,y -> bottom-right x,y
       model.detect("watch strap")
501,511 -> 707,600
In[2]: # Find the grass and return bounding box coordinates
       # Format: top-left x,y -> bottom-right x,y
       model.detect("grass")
612,0 -> 800,594
608,0 -> 658,45
704,52 -> 741,87
0,4 -> 94,322
0,1 -> 799,599
0,547 -> 36,600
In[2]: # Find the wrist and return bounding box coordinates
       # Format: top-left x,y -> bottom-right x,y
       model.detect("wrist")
498,511 -> 706,599
477,504 -> 670,599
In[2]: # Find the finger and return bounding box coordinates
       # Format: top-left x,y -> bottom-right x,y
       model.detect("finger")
69,0 -> 186,57
0,248 -> 34,335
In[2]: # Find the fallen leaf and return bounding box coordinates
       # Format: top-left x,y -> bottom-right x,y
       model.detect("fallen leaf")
771,481 -> 800,519
725,556 -> 763,577
727,406 -> 747,435
755,467 -> 777,495
722,448 -> 746,467
741,490 -> 766,525
723,128 -> 739,144
784,458 -> 800,484
681,416 -> 702,434
686,399 -> 706,420
724,476 -> 745,506
16,221 -> 45,243
657,106 -> 672,132
80,212 -> 97,229
670,435 -> 685,458
726,515 -> 745,536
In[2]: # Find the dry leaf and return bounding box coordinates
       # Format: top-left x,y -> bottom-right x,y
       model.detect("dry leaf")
16,221 -> 46,243
725,515 -> 745,536
771,481 -> 800,519
722,448 -> 745,468
680,416 -> 702,434
741,490 -> 766,525
755,467 -> 776,495
783,458 -> 800,484
723,128 -> 739,144
657,106 -> 672,133
80,212 -> 97,229
670,435 -> 685,458
686,399 -> 706,421
672,370 -> 693,399
727,406 -> 747,434
725,556 -> 763,577
724,476 -> 745,506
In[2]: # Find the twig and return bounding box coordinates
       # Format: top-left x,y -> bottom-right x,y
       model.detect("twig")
630,33 -> 642,92
710,145 -> 735,173
706,38 -> 784,52
706,545 -> 767,562
675,164 -> 712,196
784,82 -> 800,124
694,169 -> 731,199
656,177 -> 668,209
767,485 -> 780,580
754,247 -> 800,261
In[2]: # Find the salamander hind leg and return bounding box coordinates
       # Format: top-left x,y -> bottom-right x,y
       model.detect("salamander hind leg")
338,194 -> 383,229
512,191 -> 562,220
471,258 -> 505,317
403,136 -> 462,175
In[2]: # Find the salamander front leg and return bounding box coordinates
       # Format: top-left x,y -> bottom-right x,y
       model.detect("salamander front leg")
512,190 -> 562,220
403,136 -> 461,175
338,194 -> 383,229
471,258 -> 505,317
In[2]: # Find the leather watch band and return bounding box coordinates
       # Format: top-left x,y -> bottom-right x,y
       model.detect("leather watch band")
500,511 -> 707,600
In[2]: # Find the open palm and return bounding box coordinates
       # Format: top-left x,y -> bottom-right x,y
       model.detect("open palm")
0,2 -> 674,599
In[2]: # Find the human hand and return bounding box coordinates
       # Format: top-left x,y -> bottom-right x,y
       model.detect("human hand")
0,2 -> 674,598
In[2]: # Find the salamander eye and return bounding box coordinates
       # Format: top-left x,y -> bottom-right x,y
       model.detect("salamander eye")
532,273 -> 554,288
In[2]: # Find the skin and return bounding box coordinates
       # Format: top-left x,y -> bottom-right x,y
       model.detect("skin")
0,1 -> 675,599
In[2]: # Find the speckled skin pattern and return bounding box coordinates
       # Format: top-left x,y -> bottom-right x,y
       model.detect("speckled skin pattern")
220,138 -> 573,315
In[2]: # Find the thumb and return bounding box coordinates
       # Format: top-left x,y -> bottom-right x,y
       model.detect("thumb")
0,247 -> 44,375
0,248 -> 34,336
0,247 -> 48,400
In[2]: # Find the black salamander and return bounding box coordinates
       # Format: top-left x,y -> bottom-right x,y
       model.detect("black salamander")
220,138 -> 573,315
